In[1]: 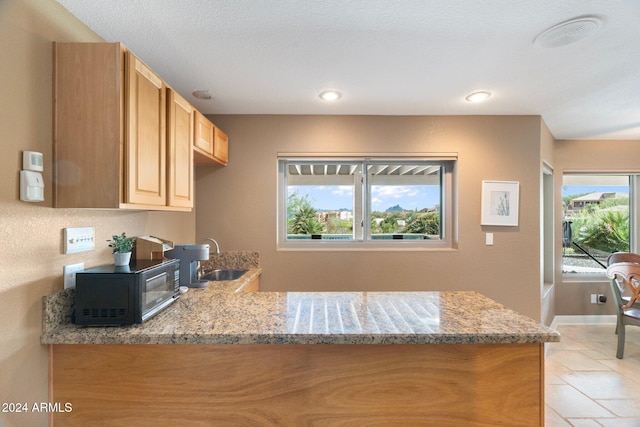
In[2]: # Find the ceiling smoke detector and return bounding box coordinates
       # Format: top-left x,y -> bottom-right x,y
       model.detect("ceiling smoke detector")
192,90 -> 213,100
534,15 -> 604,48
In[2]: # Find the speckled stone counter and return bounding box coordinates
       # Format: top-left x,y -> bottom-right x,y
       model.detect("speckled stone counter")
44,251 -> 558,426
41,251 -> 559,345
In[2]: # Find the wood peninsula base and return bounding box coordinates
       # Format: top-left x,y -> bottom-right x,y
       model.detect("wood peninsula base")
50,343 -> 544,426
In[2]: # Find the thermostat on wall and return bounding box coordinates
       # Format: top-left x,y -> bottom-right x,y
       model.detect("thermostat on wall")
23,151 -> 43,172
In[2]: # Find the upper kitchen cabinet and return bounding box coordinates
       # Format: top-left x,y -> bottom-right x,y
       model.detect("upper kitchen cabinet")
125,52 -> 167,207
194,111 -> 228,166
52,42 -> 191,210
167,89 -> 194,208
194,110 -> 214,159
213,126 -> 229,166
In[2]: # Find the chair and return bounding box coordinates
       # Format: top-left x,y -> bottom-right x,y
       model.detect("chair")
605,260 -> 640,358
607,252 -> 640,265
607,253 -> 640,308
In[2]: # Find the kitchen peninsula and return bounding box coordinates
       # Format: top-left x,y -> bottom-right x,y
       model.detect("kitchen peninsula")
42,252 -> 559,426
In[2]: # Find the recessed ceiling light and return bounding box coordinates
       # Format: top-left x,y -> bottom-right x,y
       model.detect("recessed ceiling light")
319,90 -> 342,101
465,91 -> 491,102
192,90 -> 213,100
534,15 -> 604,48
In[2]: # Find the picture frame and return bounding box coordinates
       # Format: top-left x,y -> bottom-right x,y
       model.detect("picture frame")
481,180 -> 519,226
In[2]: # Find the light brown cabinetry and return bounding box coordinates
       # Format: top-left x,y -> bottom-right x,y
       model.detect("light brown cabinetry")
50,343 -> 543,426
213,126 -> 229,166
53,42 -> 193,210
125,52 -> 167,206
53,42 -> 124,208
194,111 -> 228,166
166,89 -> 194,208
194,110 -> 214,158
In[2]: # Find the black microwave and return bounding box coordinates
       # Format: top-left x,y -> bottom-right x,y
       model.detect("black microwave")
74,258 -> 180,326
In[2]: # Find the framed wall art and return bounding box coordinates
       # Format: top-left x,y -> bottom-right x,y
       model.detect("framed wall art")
481,180 -> 519,226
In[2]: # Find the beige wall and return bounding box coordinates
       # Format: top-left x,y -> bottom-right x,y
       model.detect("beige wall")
197,114 -> 544,320
0,1 -> 194,425
554,139 -> 640,316
540,121 -> 556,326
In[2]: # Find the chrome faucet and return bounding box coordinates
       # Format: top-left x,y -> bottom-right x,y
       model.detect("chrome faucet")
200,237 -> 220,254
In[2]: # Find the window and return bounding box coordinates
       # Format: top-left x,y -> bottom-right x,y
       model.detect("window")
562,174 -> 634,277
277,155 -> 456,250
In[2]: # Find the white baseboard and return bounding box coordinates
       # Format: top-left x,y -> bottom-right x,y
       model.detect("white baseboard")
551,315 -> 616,329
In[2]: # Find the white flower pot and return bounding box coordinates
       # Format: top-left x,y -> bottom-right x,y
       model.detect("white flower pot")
113,252 -> 132,266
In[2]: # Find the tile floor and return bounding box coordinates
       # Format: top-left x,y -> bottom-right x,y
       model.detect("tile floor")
545,323 -> 640,426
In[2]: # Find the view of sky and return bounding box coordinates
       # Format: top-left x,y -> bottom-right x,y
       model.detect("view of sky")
289,185 -> 440,211
289,184 -> 630,213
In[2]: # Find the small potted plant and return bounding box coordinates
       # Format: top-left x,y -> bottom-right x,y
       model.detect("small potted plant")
108,233 -> 135,266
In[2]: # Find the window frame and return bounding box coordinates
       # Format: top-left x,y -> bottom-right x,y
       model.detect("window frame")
561,172 -> 638,282
277,154 -> 456,251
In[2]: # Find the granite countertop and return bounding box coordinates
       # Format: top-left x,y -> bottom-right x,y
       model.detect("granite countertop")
41,251 -> 560,345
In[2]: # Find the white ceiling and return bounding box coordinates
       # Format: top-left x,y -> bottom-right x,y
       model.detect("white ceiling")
54,0 -> 640,140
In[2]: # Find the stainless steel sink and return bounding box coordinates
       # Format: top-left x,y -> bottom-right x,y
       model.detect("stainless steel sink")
200,269 -> 247,281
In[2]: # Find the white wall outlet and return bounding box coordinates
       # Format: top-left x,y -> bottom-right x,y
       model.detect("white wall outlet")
485,233 -> 494,246
63,263 -> 84,288
64,227 -> 95,254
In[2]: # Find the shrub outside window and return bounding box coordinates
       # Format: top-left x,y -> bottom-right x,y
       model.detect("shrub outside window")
278,155 -> 456,250
562,174 -> 633,277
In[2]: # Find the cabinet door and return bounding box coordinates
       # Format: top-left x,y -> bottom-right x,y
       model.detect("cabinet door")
194,111 -> 214,156
126,52 -> 166,206
213,126 -> 229,166
167,89 -> 194,208
53,42 -> 124,208
194,110 -> 229,166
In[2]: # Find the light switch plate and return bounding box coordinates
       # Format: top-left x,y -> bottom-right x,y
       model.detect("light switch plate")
64,227 -> 95,254
63,263 -> 84,288
486,233 -> 494,246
